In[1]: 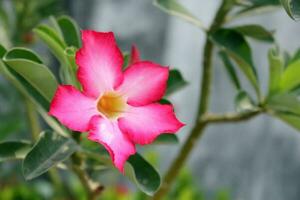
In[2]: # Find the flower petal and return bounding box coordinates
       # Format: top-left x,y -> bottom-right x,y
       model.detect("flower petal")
118,103 -> 184,145
49,85 -> 98,132
129,45 -> 140,65
117,61 -> 169,106
88,116 -> 136,172
76,30 -> 124,98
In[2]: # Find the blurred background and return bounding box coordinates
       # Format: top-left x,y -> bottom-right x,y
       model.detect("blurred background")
1,0 -> 300,199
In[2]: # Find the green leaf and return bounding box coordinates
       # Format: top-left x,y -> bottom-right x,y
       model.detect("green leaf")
0,44 -> 6,58
56,15 -> 81,48
153,0 -> 205,30
279,60 -> 300,92
166,69 -> 187,95
3,48 -> 58,101
235,90 -> 256,112
154,134 -> 179,144
0,141 -> 31,162
22,131 -> 78,180
267,93 -> 300,116
231,24 -> 274,42
211,29 -> 259,95
0,60 -> 69,137
219,51 -> 241,90
274,111 -> 300,131
281,0 -> 300,20
127,153 -> 161,196
268,47 -> 283,96
34,24 -> 68,65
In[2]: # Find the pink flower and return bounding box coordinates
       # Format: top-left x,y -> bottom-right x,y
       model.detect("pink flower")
49,30 -> 184,172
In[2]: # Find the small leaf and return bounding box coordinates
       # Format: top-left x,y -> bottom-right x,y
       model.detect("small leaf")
0,141 -> 31,162
166,69 -> 187,95
281,0 -> 300,20
127,153 -> 161,196
279,60 -> 300,92
219,51 -> 241,90
235,90 -> 256,112
154,134 -> 179,144
268,47 -> 283,96
231,24 -> 274,42
153,0 -> 205,30
3,48 -> 58,101
22,131 -> 78,180
211,29 -> 259,95
56,15 -> 81,48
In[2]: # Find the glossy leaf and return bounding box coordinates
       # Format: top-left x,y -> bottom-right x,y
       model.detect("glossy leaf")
0,60 -> 68,137
166,69 -> 187,95
153,0 -> 205,30
281,0 -> 300,20
279,60 -> 300,92
235,90 -> 255,112
0,141 -> 31,162
268,47 -> 283,96
211,29 -> 259,95
154,134 -> 179,144
56,15 -> 81,48
34,24 -> 68,65
3,48 -> 58,101
232,25 -> 274,42
23,131 -> 78,180
127,153 -> 161,196
219,51 -> 241,90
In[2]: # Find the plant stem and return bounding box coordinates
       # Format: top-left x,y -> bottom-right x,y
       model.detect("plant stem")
71,134 -> 104,200
24,98 -> 40,140
153,1 -> 236,199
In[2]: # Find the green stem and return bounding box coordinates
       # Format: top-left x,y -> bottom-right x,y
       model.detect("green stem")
24,98 -> 40,140
153,1 -> 236,199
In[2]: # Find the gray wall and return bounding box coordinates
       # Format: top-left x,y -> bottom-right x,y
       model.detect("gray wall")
73,0 -> 300,199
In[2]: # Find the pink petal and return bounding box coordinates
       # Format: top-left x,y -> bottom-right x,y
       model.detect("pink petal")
129,45 -> 140,65
118,103 -> 184,145
117,61 -> 169,106
49,85 -> 98,132
76,30 -> 124,98
88,116 -> 136,172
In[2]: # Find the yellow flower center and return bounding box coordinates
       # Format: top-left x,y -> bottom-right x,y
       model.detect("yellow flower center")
97,91 -> 127,119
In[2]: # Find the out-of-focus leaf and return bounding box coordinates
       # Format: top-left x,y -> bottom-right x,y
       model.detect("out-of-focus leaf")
279,60 -> 300,92
231,24 -> 274,42
0,44 -> 6,57
3,48 -> 58,101
56,15 -> 81,48
235,90 -> 256,112
268,47 -> 283,96
154,134 -> 179,144
153,0 -> 205,30
0,141 -> 31,162
23,131 -> 78,180
127,153 -> 161,196
166,69 -> 187,95
219,51 -> 241,90
211,29 -> 259,95
267,93 -> 300,116
274,111 -> 300,131
281,0 -> 300,20
34,24 -> 68,65
122,52 -> 130,70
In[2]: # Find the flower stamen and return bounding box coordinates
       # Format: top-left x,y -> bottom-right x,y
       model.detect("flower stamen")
97,91 -> 126,119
